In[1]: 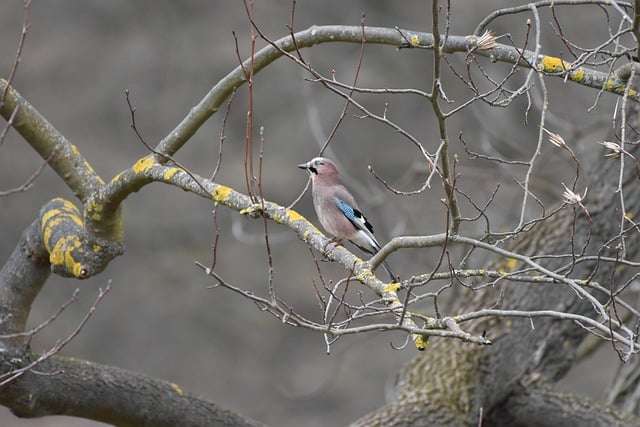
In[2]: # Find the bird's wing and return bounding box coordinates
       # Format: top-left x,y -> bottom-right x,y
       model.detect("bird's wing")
334,196 -> 381,254
333,195 -> 394,280
334,195 -> 384,251
333,196 -> 374,234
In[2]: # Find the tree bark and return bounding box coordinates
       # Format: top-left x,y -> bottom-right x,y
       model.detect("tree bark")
353,113 -> 640,426
488,384 -> 638,427
0,356 -> 264,427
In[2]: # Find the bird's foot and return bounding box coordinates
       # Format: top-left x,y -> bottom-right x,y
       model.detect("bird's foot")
323,237 -> 342,254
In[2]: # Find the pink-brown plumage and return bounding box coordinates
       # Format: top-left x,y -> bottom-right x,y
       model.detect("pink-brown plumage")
298,157 -> 396,280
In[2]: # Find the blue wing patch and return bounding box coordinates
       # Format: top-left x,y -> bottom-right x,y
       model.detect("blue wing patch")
334,197 -> 374,234
334,197 -> 355,220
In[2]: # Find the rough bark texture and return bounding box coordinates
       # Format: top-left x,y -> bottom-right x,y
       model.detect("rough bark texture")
0,356 -> 264,427
489,384 -> 639,427
0,219 -> 50,344
352,114 -> 640,426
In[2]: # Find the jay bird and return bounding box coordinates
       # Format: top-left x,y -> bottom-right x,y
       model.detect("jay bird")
298,157 -> 397,281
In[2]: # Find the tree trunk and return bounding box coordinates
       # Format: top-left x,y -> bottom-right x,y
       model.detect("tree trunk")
354,111 -> 640,426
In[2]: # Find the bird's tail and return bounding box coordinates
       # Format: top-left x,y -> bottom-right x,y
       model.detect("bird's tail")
380,259 -> 398,282
352,238 -> 398,282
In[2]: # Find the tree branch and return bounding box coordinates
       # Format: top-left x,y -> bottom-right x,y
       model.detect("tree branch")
153,24 -> 639,166
487,382 -> 638,426
0,356 -> 264,427
0,79 -> 105,202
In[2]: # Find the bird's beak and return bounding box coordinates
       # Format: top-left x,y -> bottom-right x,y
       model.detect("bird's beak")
297,161 -> 309,170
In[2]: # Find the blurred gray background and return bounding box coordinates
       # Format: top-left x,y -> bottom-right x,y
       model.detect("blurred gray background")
0,2 -> 621,426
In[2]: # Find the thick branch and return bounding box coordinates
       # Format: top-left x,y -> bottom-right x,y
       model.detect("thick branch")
153,25 -> 637,164
486,383 -> 638,426
355,111 -> 640,425
1,197 -> 123,350
106,162 -> 439,349
0,218 -> 49,343
0,80 -> 124,242
0,355 -> 263,427
39,198 -> 123,278
0,79 -> 104,202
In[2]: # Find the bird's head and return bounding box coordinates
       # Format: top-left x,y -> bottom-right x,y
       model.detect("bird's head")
297,157 -> 338,178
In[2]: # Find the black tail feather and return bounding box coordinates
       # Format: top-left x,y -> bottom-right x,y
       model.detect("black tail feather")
351,240 -> 398,282
380,260 -> 398,282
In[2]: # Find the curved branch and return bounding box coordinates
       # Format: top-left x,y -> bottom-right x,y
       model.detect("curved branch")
196,263 -> 490,346
1,197 -> 123,342
374,233 -> 639,352
474,1 -> 633,36
0,355 -> 263,427
40,198 -> 123,278
97,161 -> 433,350
0,218 -> 49,341
63,25 -> 634,248
0,79 -> 104,202
153,24 -> 639,163
486,382 -> 638,426
1,25 -> 635,250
